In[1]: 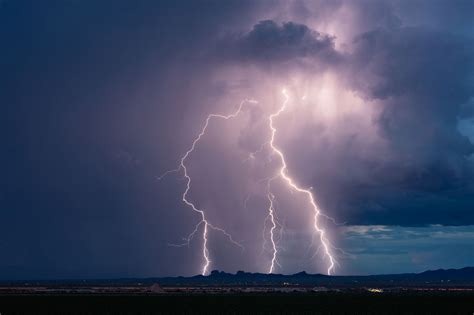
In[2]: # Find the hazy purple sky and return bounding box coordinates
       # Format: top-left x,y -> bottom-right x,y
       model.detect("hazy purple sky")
1,0 -> 474,279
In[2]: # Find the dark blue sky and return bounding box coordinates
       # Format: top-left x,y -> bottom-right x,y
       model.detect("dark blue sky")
1,0 -> 473,279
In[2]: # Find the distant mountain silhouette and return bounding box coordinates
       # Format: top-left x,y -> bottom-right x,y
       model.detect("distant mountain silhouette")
2,267 -> 473,287
417,267 -> 474,280
149,267 -> 474,287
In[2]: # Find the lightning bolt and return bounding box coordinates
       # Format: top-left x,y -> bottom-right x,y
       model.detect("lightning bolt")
266,191 -> 279,273
267,89 -> 336,275
161,99 -> 256,275
259,175 -> 284,274
163,90 -> 339,276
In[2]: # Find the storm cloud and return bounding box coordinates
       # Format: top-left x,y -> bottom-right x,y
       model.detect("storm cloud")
1,0 -> 473,278
220,20 -> 340,67
336,25 -> 474,225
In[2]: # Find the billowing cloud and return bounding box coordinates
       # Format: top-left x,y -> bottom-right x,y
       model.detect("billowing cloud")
332,25 -> 474,225
220,20 -> 340,67
212,18 -> 474,226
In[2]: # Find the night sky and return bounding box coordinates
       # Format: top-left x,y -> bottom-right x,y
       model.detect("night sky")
1,0 -> 474,280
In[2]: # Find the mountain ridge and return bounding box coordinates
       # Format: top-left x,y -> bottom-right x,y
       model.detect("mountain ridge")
2,267 -> 473,287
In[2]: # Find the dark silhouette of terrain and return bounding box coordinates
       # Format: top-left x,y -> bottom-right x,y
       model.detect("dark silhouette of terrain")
1,268 -> 473,314
2,267 -> 473,287
153,267 -> 474,287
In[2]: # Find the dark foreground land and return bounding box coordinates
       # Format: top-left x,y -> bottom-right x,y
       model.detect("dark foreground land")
2,267 -> 474,314
1,292 -> 474,314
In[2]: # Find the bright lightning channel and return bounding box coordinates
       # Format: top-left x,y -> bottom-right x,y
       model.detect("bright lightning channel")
266,191 -> 278,273
161,99 -> 257,275
267,89 -> 336,275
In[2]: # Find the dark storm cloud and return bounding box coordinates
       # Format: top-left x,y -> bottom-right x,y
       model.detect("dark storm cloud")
218,20 -> 340,67
220,18 -> 474,226
332,26 -> 474,225
350,26 -> 474,104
